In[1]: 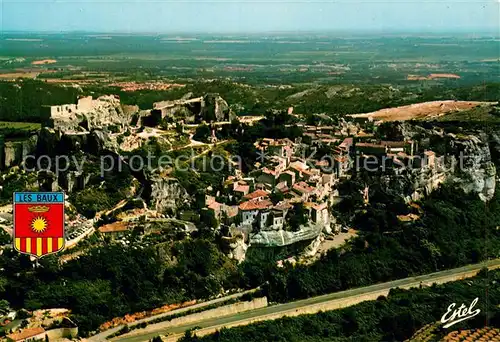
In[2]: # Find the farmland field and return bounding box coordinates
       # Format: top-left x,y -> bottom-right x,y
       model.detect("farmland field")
0,33 -> 498,85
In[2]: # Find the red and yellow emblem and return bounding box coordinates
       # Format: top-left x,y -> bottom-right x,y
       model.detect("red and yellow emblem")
13,192 -> 65,258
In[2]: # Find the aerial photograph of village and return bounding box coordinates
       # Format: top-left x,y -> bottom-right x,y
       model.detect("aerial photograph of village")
0,0 -> 498,341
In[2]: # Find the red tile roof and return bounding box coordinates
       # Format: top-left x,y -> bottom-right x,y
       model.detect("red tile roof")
334,155 -> 349,163
293,182 -> 315,194
273,202 -> 293,211
262,167 -> 279,176
356,142 -> 386,149
339,137 -> 353,148
315,160 -> 329,167
239,199 -> 273,211
275,183 -> 289,193
234,184 -> 250,194
381,141 -> 406,148
313,202 -> 328,211
244,189 -> 270,200
208,201 -> 221,211
7,327 -> 45,342
98,221 -> 129,234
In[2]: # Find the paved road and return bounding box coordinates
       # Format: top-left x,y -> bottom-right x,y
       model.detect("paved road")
89,287 -> 262,342
114,259 -> 500,342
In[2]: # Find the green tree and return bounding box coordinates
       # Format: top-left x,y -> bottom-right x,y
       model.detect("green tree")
193,124 -> 211,143
288,203 -> 308,231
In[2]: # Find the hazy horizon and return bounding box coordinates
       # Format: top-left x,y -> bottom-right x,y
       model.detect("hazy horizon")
1,0 -> 498,34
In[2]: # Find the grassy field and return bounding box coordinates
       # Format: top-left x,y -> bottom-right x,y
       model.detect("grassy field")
0,121 -> 40,130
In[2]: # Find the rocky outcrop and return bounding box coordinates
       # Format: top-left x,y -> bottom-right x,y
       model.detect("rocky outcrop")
198,93 -> 233,123
222,231 -> 248,263
448,133 -> 496,201
387,123 -> 497,202
301,235 -> 323,258
250,223 -> 323,247
151,93 -> 234,124
36,128 -> 118,157
1,135 -> 37,169
59,170 -> 91,193
88,130 -> 119,154
149,176 -> 190,214
36,127 -> 60,156
38,170 -> 59,192
44,95 -> 134,132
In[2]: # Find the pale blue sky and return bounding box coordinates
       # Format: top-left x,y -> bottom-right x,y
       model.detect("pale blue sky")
1,0 -> 499,33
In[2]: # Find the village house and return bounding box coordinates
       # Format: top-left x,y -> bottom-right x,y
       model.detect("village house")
206,200 -> 238,224
356,140 -> 415,158
311,202 -> 330,226
254,167 -> 279,189
6,318 -> 78,342
319,137 -> 339,147
238,199 -> 292,232
337,137 -> 354,156
207,200 -> 222,218
225,176 -> 257,199
205,195 -> 236,221
313,173 -> 337,200
278,170 -> 296,188
238,199 -> 273,226
256,138 -> 295,164
275,181 -> 289,194
333,155 -> 351,178
243,189 -> 270,201
233,181 -> 250,197
292,181 -> 316,202
289,160 -> 313,181
267,156 -> 288,174
424,150 -> 436,169
270,202 -> 293,230
381,140 -> 415,155
355,142 -> 387,156
98,221 -> 129,240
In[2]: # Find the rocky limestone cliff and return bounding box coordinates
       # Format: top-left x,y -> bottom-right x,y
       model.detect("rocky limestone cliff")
149,176 -> 190,214
1,135 -> 38,169
388,123 -> 497,202
250,223 -> 323,247
198,93 -> 234,123
301,235 -> 323,258
45,95 -> 135,132
222,232 -> 248,263
448,132 -> 496,201
36,128 -> 119,157
151,93 -> 234,124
